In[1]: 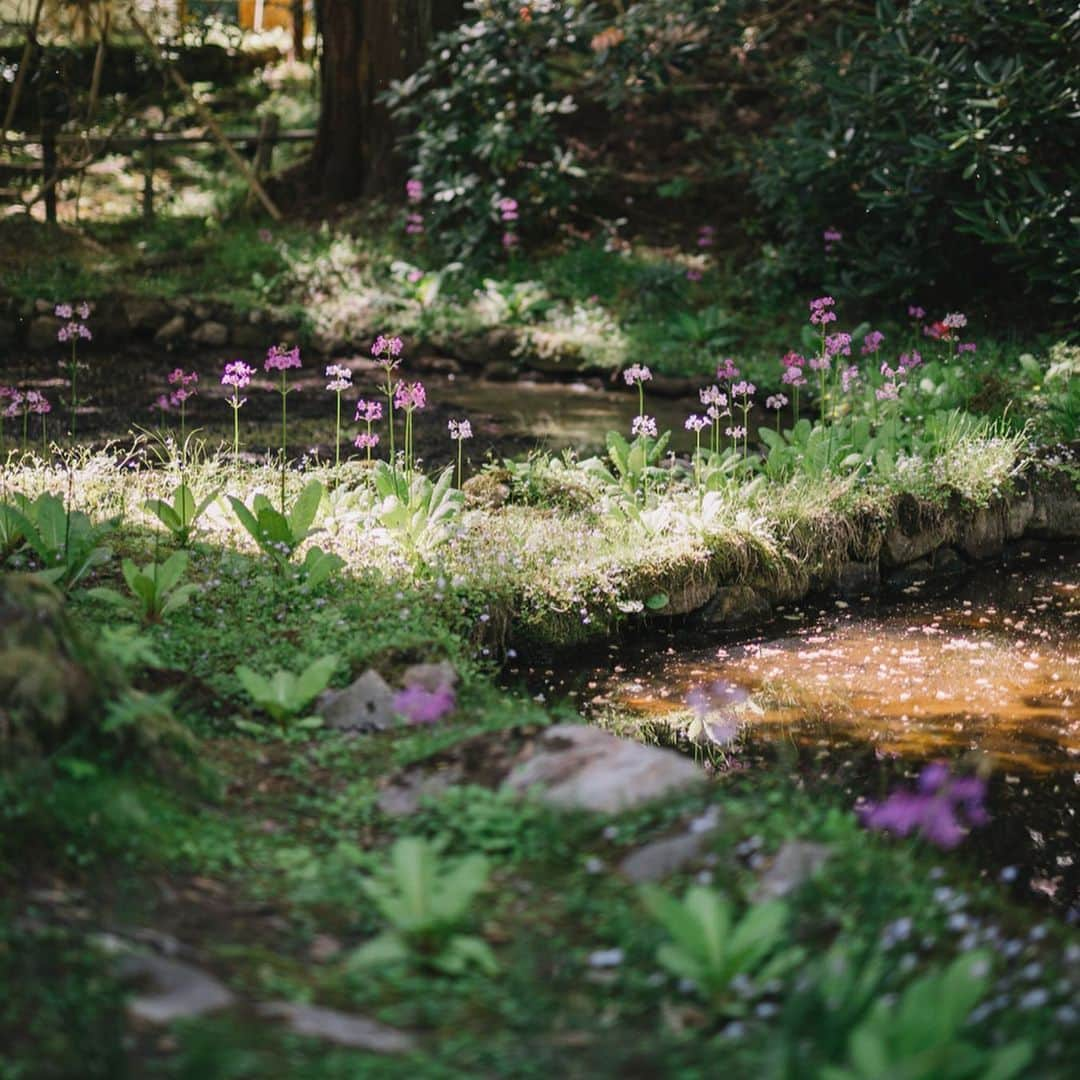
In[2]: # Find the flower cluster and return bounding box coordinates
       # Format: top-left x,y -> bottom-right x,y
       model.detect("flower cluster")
56,301 -> 92,343
372,335 -> 404,366
499,197 -> 519,250
221,360 -> 255,390
765,393 -> 787,412
631,414 -> 657,439
861,330 -> 885,355
781,352 -> 807,388
448,418 -> 473,441
716,357 -> 740,382
393,681 -> 456,726
355,399 -> 383,424
860,762 -> 989,849
622,364 -> 652,386
167,367 -> 199,405
823,227 -> 842,253
265,344 -> 301,372
697,224 -> 716,248
394,381 -> 427,412
325,364 -> 353,392
809,296 -> 836,326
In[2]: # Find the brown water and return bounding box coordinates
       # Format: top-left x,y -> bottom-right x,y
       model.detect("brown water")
520,545 -> 1080,914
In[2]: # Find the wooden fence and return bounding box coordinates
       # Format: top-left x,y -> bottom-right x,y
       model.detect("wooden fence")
1,119 -> 314,221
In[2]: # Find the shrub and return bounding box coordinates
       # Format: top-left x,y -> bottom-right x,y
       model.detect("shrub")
752,0 -> 1079,313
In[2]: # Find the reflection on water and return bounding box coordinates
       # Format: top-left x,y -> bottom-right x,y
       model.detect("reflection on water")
523,545 -> 1080,914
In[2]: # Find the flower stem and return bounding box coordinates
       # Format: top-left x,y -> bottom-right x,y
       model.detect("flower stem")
280,370 -> 287,514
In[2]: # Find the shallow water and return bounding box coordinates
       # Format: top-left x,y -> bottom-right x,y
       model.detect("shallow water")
520,545 -> 1080,914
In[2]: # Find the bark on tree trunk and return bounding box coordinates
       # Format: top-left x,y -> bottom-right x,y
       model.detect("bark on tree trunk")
311,0 -> 463,201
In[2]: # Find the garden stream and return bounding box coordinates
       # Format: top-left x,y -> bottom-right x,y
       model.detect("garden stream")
515,545 -> 1080,917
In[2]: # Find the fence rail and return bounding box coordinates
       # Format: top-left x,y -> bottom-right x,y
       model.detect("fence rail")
0,121 -> 315,221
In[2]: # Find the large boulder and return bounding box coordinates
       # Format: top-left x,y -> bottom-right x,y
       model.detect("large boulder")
502,723 -> 703,815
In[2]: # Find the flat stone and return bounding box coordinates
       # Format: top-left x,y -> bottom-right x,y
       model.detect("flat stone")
619,808 -> 721,883
703,585 -> 770,627
401,660 -> 458,692
118,952 -> 234,1024
752,841 -> 832,901
256,1002 -> 415,1053
317,668 -> 396,732
123,297 -> 171,332
154,314 -> 187,344
192,320 -> 229,347
231,323 -> 269,349
376,762 -> 464,817
502,723 -> 703,815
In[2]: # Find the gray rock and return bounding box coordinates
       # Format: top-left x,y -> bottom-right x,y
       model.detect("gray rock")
192,321 -> 229,347
154,314 -> 187,344
193,303 -> 213,321
502,723 -> 704,815
837,559 -> 879,597
231,323 -> 268,349
884,558 -> 932,591
1004,490 -> 1034,539
118,952 -> 234,1024
932,546 -> 967,578
703,585 -> 770,627
661,574 -> 717,616
123,297 -> 171,332
256,1002 -> 415,1053
317,668 -> 397,731
958,506 -> 1005,561
882,522 -> 950,567
402,660 -> 458,692
619,808 -> 721,883
376,762 -> 465,817
1029,481 -> 1080,540
27,316 -> 61,350
752,841 -> 832,901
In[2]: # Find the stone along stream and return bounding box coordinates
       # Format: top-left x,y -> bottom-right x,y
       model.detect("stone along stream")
520,545 -> 1079,916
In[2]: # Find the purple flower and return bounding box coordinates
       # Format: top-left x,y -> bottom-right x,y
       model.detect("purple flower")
686,269 -> 702,282
265,344 -> 301,372
25,390 -> 51,415
781,365 -> 807,387
502,231 -> 519,250
700,385 -> 727,408
448,418 -> 473,441
862,330 -> 885,355
725,425 -> 747,440
54,303 -> 73,319
825,332 -> 852,358
957,342 -> 977,354
354,399 -> 383,423
394,381 -> 427,411
808,355 -> 831,372
623,364 -> 653,386
685,413 -> 710,432
697,224 -> 716,248
860,763 -> 989,850
151,393 -> 174,413
716,357 -> 740,381
407,269 -> 424,283
393,682 -> 456,725
497,196 -> 519,222
809,296 -> 837,326
908,305 -> 926,320
943,312 -> 968,329
168,367 -> 198,388
371,335 -> 404,359
823,227 -> 842,253
325,364 -> 353,392
221,360 -> 255,389
631,414 -> 657,439
731,380 -> 755,400
841,365 -> 860,392
406,178 -> 423,202
765,393 -> 788,411
354,431 -> 380,450
781,351 -> 804,369
898,350 -> 922,371
405,213 -> 424,235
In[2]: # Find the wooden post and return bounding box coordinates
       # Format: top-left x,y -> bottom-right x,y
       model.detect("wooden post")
253,113 -> 280,178
142,135 -> 155,221
41,121 -> 57,224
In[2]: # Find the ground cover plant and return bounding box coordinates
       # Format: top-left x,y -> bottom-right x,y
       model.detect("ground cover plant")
1,4 -> 1078,1077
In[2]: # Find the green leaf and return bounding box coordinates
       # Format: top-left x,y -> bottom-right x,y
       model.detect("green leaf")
288,479 -> 325,539
645,592 -> 669,610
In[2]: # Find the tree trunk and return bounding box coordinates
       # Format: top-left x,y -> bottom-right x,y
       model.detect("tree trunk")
311,0 -> 463,201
